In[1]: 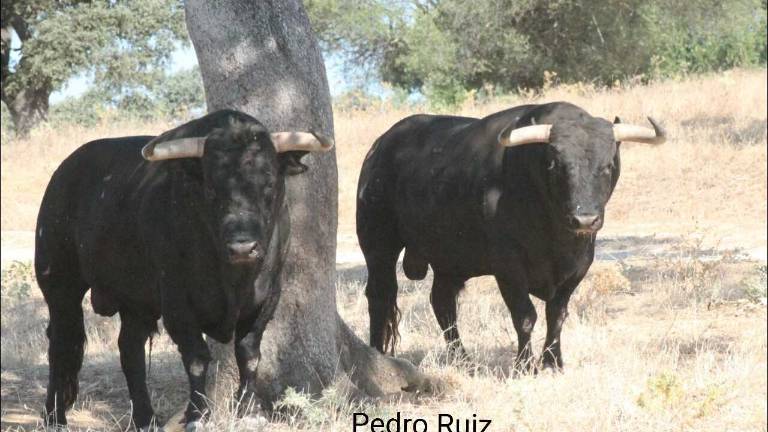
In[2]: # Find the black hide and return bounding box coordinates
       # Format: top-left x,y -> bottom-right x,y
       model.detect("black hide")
357,102 -> 622,370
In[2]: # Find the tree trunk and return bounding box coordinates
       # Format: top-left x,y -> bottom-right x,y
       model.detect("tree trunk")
2,22 -> 50,137
3,86 -> 50,138
171,1 -> 427,428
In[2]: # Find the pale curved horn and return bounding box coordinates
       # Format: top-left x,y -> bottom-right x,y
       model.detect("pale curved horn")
270,131 -> 335,153
141,137 -> 206,161
613,117 -> 666,145
499,124 -> 552,147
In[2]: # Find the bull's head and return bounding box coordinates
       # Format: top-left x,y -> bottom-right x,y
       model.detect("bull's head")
141,110 -> 333,265
498,107 -> 665,235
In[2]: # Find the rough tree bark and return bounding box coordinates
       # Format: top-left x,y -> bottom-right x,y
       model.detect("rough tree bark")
2,86 -> 50,137
1,13 -> 50,137
171,1 -> 427,427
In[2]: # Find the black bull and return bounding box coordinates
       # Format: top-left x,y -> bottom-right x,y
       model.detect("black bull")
357,101 -> 665,370
35,110 -> 332,429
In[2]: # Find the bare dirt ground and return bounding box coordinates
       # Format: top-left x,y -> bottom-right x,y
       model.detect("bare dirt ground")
1,70 -> 766,431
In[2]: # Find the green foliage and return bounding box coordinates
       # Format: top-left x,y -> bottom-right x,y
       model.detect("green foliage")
645,0 -> 768,78
1,0 -> 187,133
333,87 -> 383,111
158,67 -> 206,118
48,87 -> 111,127
741,264 -> 767,304
1,101 -> 12,136
307,0 -> 768,107
637,371 -> 684,410
306,0 -> 411,83
48,66 -> 205,126
1,261 -> 34,304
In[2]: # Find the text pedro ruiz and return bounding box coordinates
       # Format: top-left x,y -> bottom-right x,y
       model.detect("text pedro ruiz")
353,412 -> 492,432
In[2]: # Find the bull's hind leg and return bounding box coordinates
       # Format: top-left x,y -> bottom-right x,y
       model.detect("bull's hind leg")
38,270 -> 88,427
117,312 -> 157,429
358,203 -> 404,354
362,247 -> 402,354
430,273 -> 468,359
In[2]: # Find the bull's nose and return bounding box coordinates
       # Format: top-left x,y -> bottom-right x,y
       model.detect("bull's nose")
568,214 -> 602,231
226,241 -> 262,262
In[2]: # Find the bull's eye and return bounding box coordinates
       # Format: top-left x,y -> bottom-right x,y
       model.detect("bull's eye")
243,158 -> 255,168
547,160 -> 557,171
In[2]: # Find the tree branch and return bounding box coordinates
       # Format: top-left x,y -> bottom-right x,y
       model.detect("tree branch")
1,24 -> 12,104
9,14 -> 29,42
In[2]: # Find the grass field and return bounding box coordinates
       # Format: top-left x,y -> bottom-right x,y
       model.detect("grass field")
1,69 -> 766,431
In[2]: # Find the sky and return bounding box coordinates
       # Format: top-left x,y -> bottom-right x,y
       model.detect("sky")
48,43 -> 365,104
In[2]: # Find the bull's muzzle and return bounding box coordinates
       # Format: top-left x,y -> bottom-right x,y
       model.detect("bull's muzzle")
226,240 -> 264,264
568,213 -> 603,233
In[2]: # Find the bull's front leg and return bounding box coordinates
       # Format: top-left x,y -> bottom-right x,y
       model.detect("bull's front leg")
165,323 -> 212,430
495,272 -> 537,374
542,274 -> 583,371
233,291 -> 280,418
234,329 -> 263,412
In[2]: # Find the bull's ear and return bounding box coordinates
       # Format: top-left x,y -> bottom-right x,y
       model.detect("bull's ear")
278,152 -> 309,176
613,116 -> 622,145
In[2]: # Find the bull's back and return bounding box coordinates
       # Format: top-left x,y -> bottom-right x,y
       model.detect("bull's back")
35,136 -> 156,294
358,114 -> 477,207
358,114 -> 504,272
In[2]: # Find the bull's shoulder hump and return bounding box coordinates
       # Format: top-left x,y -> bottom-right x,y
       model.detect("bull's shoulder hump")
50,135 -> 156,187
387,114 -> 476,133
67,135 -> 155,160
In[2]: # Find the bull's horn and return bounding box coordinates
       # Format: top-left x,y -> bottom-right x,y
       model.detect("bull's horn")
613,117 -> 666,145
270,131 -> 335,153
499,124 -> 552,147
142,137 -> 206,161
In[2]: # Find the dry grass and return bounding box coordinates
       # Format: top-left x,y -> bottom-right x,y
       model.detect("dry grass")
3,69 -> 767,250
1,69 -> 766,431
335,68 -> 767,249
2,257 -> 766,431
1,118 -> 175,233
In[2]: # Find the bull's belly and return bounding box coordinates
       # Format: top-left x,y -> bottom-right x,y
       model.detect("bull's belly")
414,243 -> 585,303
406,236 -> 493,277
86,259 -> 159,317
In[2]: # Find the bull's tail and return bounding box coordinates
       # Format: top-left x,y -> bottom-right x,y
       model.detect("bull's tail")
365,252 -> 403,355
381,303 -> 402,355
43,297 -> 86,425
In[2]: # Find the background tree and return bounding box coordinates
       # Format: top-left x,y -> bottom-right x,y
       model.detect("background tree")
1,0 -> 187,136
44,66 -> 205,128
167,1 -> 427,427
306,0 -> 768,107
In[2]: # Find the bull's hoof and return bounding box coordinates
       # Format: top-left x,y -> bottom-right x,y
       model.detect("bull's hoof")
511,359 -> 538,377
540,361 -> 564,374
239,414 -> 269,431
184,420 -> 205,432
41,410 -> 66,430
447,345 -> 470,363
139,424 -> 166,432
